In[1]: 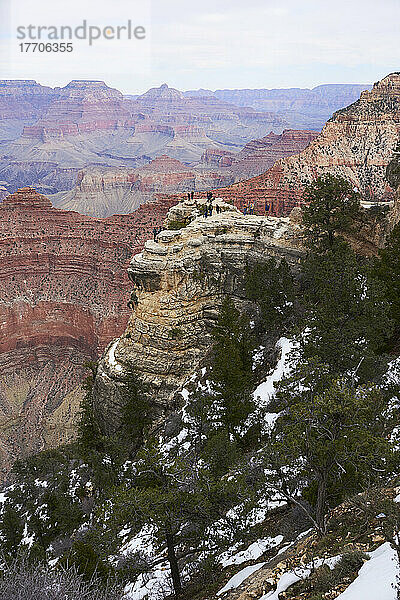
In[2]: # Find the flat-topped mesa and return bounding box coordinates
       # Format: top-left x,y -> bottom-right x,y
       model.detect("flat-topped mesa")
21,79 -> 133,140
94,198 -> 304,434
1,187 -> 53,209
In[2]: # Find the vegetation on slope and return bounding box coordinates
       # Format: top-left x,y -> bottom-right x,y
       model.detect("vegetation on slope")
1,174 -> 400,599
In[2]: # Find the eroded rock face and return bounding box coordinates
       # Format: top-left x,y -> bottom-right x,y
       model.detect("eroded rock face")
0,80 -> 55,123
94,199 -> 304,434
0,187 -> 175,476
51,156 -> 234,218
22,80 -> 134,140
228,129 -> 319,181
215,73 -> 400,215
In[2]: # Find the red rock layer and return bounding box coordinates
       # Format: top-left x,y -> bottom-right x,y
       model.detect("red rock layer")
22,80 -> 134,140
229,129 -> 319,181
0,187 -> 176,474
214,73 -> 400,215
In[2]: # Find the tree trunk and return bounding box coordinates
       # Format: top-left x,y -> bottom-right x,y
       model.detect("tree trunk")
166,528 -> 182,597
316,475 -> 327,535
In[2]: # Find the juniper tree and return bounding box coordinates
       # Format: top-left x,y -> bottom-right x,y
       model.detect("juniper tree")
210,297 -> 255,438
262,377 -> 396,535
302,174 -> 361,251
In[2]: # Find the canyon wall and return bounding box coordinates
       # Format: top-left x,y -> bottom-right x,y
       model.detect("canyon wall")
215,73 -> 400,215
0,187 -> 175,477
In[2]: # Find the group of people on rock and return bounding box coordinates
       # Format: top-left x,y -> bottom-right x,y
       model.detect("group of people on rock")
204,191 -> 223,217
243,201 -> 256,215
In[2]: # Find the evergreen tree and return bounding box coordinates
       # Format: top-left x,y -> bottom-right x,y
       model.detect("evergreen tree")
374,222 -> 400,342
0,501 -> 24,553
210,297 -> 255,437
301,242 -> 392,378
78,363 -> 152,493
302,174 -> 360,251
262,378 -> 396,535
245,257 -> 296,332
107,441 -> 246,598
77,362 -> 104,457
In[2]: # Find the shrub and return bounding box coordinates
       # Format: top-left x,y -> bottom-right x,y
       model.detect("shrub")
168,219 -> 187,230
0,555 -> 121,600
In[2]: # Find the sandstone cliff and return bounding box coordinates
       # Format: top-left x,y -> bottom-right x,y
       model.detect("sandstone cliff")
215,73 -> 400,216
0,187 -> 175,477
93,198 -> 305,434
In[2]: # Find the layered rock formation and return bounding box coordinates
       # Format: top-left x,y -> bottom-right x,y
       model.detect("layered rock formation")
0,78 -> 377,210
0,80 -> 290,199
0,187 -> 176,477
185,83 -> 372,129
94,198 -> 304,433
227,129 -> 319,181
0,80 -> 55,139
58,128 -> 318,219
51,155 -> 235,217
215,73 -> 400,215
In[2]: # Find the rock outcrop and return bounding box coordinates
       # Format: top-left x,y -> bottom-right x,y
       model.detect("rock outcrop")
228,129 -> 319,181
94,178 -> 400,434
215,73 -> 400,215
94,198 -> 304,434
0,187 -> 175,477
51,156 -> 234,218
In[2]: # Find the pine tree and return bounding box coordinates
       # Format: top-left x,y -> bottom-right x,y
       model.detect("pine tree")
302,174 -> 360,251
374,222 -> 400,342
245,257 -> 296,332
0,501 -> 24,553
301,242 -> 392,378
262,378 -> 395,535
210,297 -> 255,436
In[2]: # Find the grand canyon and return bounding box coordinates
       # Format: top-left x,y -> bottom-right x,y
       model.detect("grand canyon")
1,65 -> 400,600
0,74 -> 398,473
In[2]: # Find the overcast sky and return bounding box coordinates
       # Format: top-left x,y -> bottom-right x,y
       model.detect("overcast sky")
0,0 -> 399,93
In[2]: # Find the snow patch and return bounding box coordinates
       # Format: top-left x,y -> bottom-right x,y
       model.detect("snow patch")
253,337 -> 295,426
108,340 -> 123,373
217,562 -> 265,596
123,563 -> 172,600
220,536 -> 283,567
336,543 -> 399,600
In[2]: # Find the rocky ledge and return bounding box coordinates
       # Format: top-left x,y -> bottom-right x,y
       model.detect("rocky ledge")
94,198 -> 304,434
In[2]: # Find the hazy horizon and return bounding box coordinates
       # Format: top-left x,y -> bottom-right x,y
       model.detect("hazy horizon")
0,0 -> 399,95
0,77 -> 375,95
